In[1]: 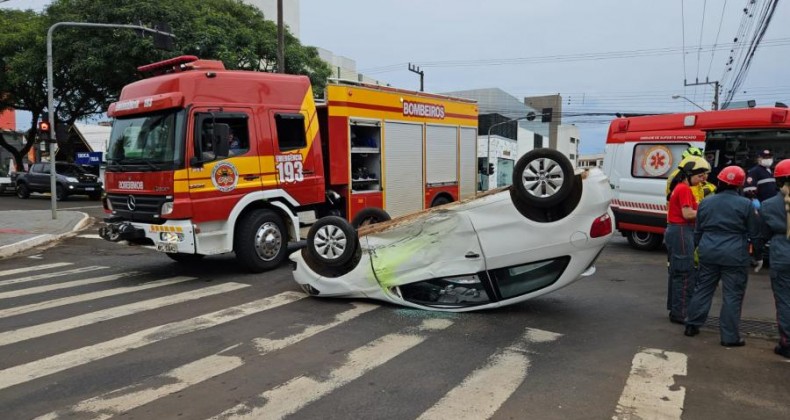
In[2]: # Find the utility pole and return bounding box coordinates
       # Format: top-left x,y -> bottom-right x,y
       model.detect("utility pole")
684,78 -> 720,110
408,63 -> 424,92
277,0 -> 285,73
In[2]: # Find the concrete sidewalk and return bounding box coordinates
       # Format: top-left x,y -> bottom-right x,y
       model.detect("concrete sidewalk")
0,210 -> 92,259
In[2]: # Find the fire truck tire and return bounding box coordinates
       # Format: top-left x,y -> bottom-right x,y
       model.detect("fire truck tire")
430,196 -> 452,207
307,216 -> 358,268
234,209 -> 288,273
626,231 -> 664,251
511,148 -> 575,209
166,253 -> 205,263
351,208 -> 391,229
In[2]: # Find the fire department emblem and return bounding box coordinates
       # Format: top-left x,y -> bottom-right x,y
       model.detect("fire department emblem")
211,161 -> 239,192
642,145 -> 673,177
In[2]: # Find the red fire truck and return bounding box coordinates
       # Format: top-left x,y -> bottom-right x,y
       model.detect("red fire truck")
98,56 -> 479,272
602,105 -> 789,250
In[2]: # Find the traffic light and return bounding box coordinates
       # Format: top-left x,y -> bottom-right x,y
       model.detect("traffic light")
37,120 -> 51,142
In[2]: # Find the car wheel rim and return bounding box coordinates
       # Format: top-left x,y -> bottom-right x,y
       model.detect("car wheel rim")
522,158 -> 565,198
314,224 -> 347,260
632,232 -> 653,245
254,222 -> 282,261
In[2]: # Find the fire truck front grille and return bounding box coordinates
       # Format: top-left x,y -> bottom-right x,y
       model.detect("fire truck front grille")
107,194 -> 168,224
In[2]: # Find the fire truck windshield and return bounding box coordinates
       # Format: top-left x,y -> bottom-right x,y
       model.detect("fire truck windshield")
107,110 -> 185,172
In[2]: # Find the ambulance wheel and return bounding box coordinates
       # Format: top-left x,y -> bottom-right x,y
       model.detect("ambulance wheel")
511,148 -> 575,209
166,253 -> 205,263
235,209 -> 287,273
307,216 -> 358,268
626,231 -> 663,251
351,207 -> 391,229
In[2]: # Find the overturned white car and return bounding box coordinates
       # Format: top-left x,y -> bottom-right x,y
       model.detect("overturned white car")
290,149 -> 614,312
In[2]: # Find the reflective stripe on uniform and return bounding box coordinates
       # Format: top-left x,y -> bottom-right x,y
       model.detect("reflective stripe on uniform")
757,177 -> 776,185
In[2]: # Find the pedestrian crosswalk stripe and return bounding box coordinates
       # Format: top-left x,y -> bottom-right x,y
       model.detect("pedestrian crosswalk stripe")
212,318 -> 454,420
35,351 -> 245,420
0,281 -> 247,347
612,348 -> 687,420
0,276 -> 197,320
39,304 -> 379,419
0,266 -> 107,287
76,234 -> 101,239
0,291 -> 305,391
0,262 -> 73,279
0,271 -> 144,301
417,327 -> 562,420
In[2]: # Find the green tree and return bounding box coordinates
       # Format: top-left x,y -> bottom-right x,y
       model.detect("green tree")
0,0 -> 331,171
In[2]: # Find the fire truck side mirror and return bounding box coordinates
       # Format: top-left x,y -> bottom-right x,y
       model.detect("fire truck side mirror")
212,123 -> 230,158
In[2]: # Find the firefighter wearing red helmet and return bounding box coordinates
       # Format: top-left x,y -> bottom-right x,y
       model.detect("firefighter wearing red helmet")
755,158 -> 790,359
684,165 -> 760,348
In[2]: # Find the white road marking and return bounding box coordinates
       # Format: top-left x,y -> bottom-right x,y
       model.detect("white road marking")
212,319 -> 453,420
0,282 -> 248,346
77,234 -> 101,239
0,291 -> 305,391
0,276 -> 196,319
28,255 -> 44,260
58,205 -> 102,210
35,351 -> 245,420
39,304 -> 379,419
0,262 -> 72,278
612,348 -> 688,420
0,271 -> 143,300
0,266 -> 106,287
418,327 -> 562,420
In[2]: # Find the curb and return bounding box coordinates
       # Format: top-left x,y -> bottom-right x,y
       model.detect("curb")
0,212 -> 92,259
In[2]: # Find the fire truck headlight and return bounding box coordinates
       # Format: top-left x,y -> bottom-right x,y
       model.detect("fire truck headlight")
161,202 -> 174,215
160,232 -> 184,243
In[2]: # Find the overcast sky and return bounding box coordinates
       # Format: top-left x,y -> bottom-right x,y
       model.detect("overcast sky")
5,0 -> 790,154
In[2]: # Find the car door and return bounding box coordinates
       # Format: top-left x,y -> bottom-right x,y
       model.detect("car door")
30,163 -> 49,191
186,108 -> 262,223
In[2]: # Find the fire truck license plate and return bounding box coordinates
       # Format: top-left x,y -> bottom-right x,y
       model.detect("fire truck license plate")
157,243 -> 178,253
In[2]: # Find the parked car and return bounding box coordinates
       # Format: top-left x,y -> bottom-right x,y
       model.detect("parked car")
15,162 -> 103,201
290,149 -> 614,312
0,170 -> 13,195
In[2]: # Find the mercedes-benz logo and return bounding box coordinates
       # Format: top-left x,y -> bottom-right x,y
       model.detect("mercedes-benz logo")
127,195 -> 136,211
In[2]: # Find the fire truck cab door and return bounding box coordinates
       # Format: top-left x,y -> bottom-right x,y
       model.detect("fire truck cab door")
267,109 -> 323,206
187,108 -> 263,223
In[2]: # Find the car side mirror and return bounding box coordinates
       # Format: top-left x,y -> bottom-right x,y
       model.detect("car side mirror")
213,123 -> 230,158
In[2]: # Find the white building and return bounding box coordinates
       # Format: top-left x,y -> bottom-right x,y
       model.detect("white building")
556,124 -> 580,168
242,0 -> 300,38
578,153 -> 605,169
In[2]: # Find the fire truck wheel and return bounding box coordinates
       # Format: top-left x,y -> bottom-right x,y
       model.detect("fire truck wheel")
626,231 -> 664,251
351,208 -> 391,229
430,196 -> 452,207
307,216 -> 359,268
234,209 -> 288,273
511,148 -> 575,209
166,253 -> 205,263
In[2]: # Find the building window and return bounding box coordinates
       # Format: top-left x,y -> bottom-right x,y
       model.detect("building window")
533,134 -> 543,149
569,154 -> 575,159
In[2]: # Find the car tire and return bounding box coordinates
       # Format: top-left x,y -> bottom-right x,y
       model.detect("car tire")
511,148 -> 575,209
626,231 -> 663,251
430,196 -> 452,207
307,216 -> 358,268
55,184 -> 67,201
16,183 -> 30,199
234,209 -> 288,273
350,207 -> 391,229
166,253 -> 205,263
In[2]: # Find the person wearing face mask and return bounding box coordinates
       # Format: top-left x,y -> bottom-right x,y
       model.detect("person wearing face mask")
744,150 -> 778,203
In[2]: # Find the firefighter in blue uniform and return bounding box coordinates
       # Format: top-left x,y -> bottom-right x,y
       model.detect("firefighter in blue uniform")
684,166 -> 760,347
744,149 -> 778,203
755,158 -> 790,359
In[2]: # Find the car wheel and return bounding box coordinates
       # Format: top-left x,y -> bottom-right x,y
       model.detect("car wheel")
166,253 -> 205,263
16,183 -> 30,199
307,216 -> 358,268
234,209 -> 288,273
55,184 -> 67,201
626,231 -> 663,251
511,148 -> 575,209
430,196 -> 451,207
350,207 -> 391,229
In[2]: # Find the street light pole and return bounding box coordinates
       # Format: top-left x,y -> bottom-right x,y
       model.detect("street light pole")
46,22 -> 175,219
671,95 -> 707,112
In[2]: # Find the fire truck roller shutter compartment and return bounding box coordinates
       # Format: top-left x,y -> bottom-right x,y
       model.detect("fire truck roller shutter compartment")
426,124 -> 458,187
384,121 -> 424,218
459,127 -> 478,200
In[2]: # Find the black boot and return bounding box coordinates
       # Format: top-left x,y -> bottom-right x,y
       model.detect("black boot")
684,325 -> 700,337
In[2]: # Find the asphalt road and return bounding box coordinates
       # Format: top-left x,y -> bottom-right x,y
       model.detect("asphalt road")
0,195 -> 788,419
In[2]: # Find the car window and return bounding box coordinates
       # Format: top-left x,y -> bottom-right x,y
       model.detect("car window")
490,257 -> 570,299
55,164 -> 86,176
398,273 -> 492,308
